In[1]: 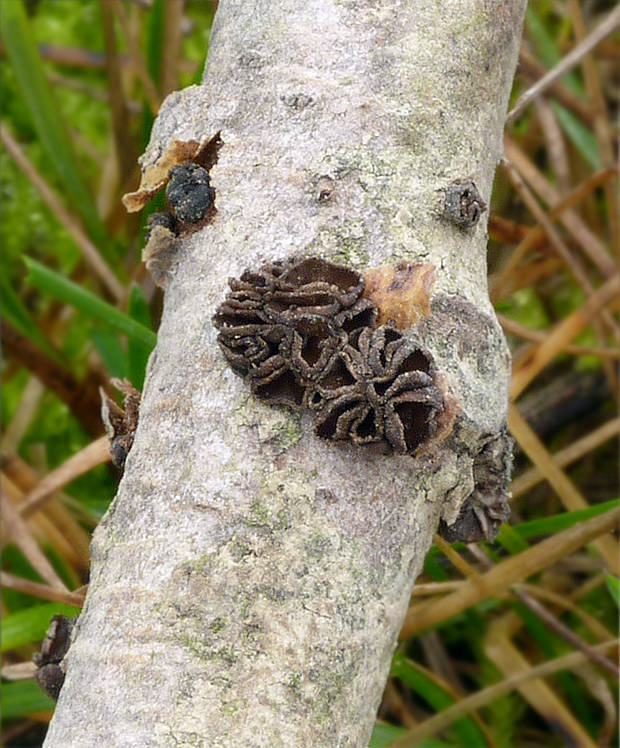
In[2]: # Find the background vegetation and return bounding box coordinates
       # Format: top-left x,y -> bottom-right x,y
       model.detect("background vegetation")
1,1 -> 618,746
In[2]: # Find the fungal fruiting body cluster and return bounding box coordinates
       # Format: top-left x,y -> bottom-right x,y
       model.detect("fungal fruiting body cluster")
146,162 -> 215,240
100,379 -> 142,470
438,430 -> 512,542
443,179 -> 487,229
141,162 -> 216,289
213,257 -> 445,455
33,614 -> 73,701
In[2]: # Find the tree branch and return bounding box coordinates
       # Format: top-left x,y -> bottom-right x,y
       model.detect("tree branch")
44,1 -> 526,745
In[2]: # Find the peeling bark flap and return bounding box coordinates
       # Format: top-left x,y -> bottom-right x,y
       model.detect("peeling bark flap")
363,261 -> 436,330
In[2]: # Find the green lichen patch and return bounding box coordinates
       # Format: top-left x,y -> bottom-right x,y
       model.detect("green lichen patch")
209,617 -> 227,634
304,533 -> 333,560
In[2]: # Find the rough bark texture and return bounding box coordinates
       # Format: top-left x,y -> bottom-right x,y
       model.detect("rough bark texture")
45,1 -> 526,746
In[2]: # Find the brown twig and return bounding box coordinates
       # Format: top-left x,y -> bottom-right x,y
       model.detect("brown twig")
400,506 -> 620,639
386,639 -> 619,747
507,404 -> 619,571
470,546 -> 618,677
161,0 -> 185,97
517,583 -> 613,640
0,572 -> 85,607
20,437 -> 110,518
568,0 -> 620,259
498,314 -> 620,358
502,157 -> 600,299
516,48 -> 594,126
1,492 -> 68,591
534,98 -> 571,195
1,321 -> 106,437
490,166 -> 617,302
509,274 -> 620,399
100,1 -> 139,187
109,0 -> 161,115
504,138 -> 616,279
510,417 -> 619,497
0,124 -> 124,301
511,585 -> 619,677
507,6 -> 620,122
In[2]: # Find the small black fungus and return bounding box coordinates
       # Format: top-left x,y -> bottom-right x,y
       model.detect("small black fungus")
146,210 -> 178,240
443,179 -> 486,229
213,256 -> 445,455
33,615 -> 74,701
167,162 -> 214,224
100,379 -> 141,470
316,176 -> 335,202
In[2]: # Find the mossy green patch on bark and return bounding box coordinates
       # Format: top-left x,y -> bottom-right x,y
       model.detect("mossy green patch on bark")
304,533 -> 333,560
209,617 -> 227,634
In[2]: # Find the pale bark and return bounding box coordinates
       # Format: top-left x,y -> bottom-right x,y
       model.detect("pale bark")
44,1 -> 526,746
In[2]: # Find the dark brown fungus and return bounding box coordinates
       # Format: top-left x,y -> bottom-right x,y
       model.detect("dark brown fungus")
146,211 -> 178,240
142,222 -> 180,289
438,429 -> 512,541
33,615 -> 74,701
100,379 -> 141,470
443,179 -> 487,229
312,327 -> 442,454
213,256 -> 447,455
167,162 -> 214,224
213,257 -> 376,408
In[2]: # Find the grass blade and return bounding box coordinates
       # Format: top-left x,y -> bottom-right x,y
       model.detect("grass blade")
2,602 -> 80,652
391,653 -> 489,747
127,284 -> 152,389
552,102 -> 600,169
504,499 -> 620,541
0,274 -> 60,363
1,681 -> 55,719
91,329 -> 127,380
24,259 -> 157,350
370,722 -> 450,748
606,576 -> 619,607
0,0 -> 110,251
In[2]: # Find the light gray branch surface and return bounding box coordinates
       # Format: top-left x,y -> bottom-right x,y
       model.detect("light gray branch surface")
45,1 -> 525,745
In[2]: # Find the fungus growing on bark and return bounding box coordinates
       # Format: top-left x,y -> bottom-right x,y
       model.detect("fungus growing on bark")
122,132 -> 221,213
100,379 -> 142,470
311,326 -> 443,453
315,175 -> 335,202
443,179 -> 486,229
142,223 -> 180,289
166,162 -> 214,224
213,256 -> 446,455
146,211 -> 179,239
213,256 -> 376,407
124,135 -> 222,288
33,615 -> 74,701
438,428 -> 512,541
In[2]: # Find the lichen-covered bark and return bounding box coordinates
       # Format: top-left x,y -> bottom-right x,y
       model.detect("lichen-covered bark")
44,1 -> 526,746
